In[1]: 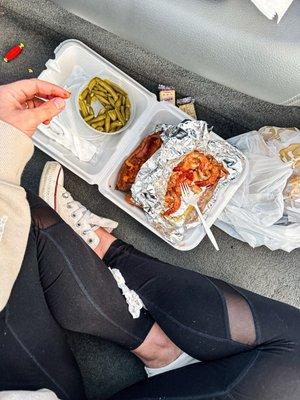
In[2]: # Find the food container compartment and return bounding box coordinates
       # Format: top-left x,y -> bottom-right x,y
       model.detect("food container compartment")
98,102 -> 249,251
33,39 -> 156,183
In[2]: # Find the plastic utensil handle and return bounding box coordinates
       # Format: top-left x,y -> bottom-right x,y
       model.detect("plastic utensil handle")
195,204 -> 219,251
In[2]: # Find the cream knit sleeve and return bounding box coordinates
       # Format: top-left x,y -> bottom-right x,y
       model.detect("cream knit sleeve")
0,120 -> 34,312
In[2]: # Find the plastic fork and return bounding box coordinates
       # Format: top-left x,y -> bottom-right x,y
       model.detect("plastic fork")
180,183 -> 219,251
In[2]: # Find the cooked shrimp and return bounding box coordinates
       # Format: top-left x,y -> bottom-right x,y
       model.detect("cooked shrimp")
195,165 -> 220,187
163,150 -> 228,216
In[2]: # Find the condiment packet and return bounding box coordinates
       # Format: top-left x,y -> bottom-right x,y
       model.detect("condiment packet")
177,97 -> 197,119
158,84 -> 176,105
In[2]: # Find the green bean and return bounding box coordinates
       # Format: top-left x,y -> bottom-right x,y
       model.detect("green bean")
105,114 -> 111,132
122,95 -> 126,106
125,107 -> 130,121
88,78 -> 97,91
120,105 -> 126,119
96,94 -> 111,105
104,80 -> 127,96
97,80 -> 118,101
115,95 -> 122,109
90,114 -> 106,123
105,105 -> 114,110
87,94 -> 93,105
110,121 -> 123,129
108,110 -> 117,121
84,115 -> 94,122
98,108 -> 106,116
94,89 -> 108,97
80,88 -> 89,100
94,84 -> 107,93
79,99 -> 88,117
108,96 -> 115,107
88,106 -> 94,116
93,120 -> 105,128
115,108 -> 125,125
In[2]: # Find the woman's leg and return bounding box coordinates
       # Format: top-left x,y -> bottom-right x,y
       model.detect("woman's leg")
28,192 -> 154,349
29,192 -> 183,368
2,218 -> 85,399
1,192 -> 156,400
103,239 -> 300,400
2,193 -> 181,399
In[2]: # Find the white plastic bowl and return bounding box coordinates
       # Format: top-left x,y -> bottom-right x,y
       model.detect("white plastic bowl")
75,76 -> 136,140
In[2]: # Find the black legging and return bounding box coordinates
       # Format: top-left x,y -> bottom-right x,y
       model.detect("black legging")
1,193 -> 300,400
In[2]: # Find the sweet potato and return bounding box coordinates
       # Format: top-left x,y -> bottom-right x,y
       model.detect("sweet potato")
116,131 -> 162,192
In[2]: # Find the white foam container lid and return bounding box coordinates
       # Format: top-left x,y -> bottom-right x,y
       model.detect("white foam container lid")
33,39 -> 249,251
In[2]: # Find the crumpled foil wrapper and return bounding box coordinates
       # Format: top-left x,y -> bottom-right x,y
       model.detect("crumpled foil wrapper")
131,120 -> 245,243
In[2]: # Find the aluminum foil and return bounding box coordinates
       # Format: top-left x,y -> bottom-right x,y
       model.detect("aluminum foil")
131,120 -> 245,244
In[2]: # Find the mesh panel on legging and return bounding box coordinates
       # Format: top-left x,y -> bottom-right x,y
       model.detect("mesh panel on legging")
211,279 -> 256,346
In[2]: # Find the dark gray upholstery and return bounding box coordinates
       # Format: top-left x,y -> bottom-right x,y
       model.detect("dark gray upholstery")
53,0 -> 300,105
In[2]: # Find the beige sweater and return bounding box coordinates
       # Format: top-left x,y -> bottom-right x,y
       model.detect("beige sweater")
0,121 -> 34,312
0,120 -> 59,400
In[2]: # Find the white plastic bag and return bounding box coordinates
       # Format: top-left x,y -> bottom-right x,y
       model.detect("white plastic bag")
39,65 -> 98,162
216,126 -> 300,252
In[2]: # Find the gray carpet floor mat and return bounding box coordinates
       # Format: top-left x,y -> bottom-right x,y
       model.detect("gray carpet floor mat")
0,3 -> 299,399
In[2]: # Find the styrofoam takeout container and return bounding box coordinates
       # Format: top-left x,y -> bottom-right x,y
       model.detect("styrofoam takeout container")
33,39 -> 249,251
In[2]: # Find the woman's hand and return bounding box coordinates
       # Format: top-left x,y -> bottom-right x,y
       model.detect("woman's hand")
0,79 -> 70,137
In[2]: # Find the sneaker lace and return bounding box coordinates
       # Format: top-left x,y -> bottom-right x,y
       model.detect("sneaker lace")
63,190 -> 99,235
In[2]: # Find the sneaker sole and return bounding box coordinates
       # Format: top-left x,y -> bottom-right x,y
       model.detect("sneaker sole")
39,162 -> 63,211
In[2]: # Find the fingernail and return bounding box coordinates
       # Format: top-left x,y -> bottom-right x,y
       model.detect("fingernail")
53,97 -> 66,110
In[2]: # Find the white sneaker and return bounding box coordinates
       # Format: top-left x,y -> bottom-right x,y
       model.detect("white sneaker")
39,161 -> 118,249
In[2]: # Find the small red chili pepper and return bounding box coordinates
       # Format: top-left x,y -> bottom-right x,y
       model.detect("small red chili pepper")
3,42 -> 25,63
